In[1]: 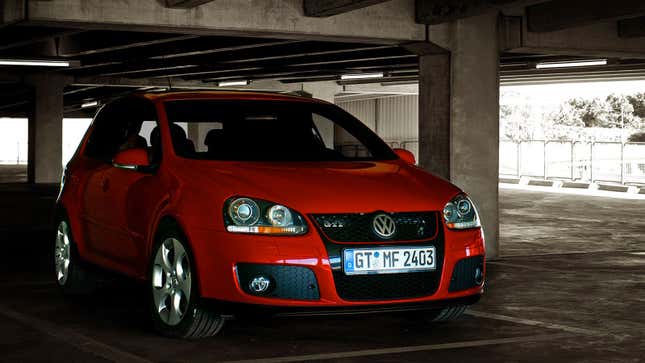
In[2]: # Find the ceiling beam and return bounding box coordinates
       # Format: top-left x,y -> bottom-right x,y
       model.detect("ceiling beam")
163,0 -> 215,8
618,16 -> 645,38
58,32 -> 198,57
68,39 -> 298,72
171,54 -> 417,80
527,0 -> 645,33
415,0 -> 526,25
303,0 -> 391,17
67,43 -> 408,79
0,27 -> 83,52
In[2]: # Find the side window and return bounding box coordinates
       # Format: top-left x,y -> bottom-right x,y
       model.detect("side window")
84,98 -> 159,163
312,112 -> 374,159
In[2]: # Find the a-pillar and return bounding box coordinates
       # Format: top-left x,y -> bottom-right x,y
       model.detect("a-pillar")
418,13 -> 500,257
26,73 -> 68,184
303,81 -> 340,148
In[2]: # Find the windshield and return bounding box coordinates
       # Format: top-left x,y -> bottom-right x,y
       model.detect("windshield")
163,99 -> 397,162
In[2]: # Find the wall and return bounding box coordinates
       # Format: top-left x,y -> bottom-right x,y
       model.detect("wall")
338,95 -> 419,158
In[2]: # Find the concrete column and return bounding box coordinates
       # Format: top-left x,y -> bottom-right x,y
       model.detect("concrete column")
27,73 -> 67,184
418,53 -> 451,178
450,13 -> 500,257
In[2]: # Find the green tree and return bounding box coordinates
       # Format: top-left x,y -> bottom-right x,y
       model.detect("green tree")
626,93 -> 645,119
604,94 -> 638,129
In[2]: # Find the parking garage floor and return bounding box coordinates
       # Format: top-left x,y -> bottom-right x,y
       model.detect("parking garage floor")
0,188 -> 643,362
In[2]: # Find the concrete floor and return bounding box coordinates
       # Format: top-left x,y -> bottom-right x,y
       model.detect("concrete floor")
0,188 -> 643,362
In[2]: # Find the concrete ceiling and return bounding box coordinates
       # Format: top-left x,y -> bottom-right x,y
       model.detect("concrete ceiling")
1,0 -> 645,115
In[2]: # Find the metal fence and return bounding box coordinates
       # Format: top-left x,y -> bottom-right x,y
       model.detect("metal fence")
500,140 -> 645,185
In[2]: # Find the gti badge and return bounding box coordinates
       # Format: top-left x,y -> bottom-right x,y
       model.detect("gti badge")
372,213 -> 396,239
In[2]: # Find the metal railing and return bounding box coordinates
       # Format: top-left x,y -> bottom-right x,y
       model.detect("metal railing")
500,140 -> 645,185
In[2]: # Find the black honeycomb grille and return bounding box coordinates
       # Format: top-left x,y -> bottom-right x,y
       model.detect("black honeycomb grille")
332,269 -> 441,301
236,264 -> 319,300
448,256 -> 484,292
312,212 -> 439,242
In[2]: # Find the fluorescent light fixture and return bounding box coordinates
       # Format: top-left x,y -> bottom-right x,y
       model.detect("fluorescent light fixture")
341,72 -> 384,80
217,80 -> 250,87
0,59 -> 71,67
536,59 -> 607,69
81,101 -> 99,109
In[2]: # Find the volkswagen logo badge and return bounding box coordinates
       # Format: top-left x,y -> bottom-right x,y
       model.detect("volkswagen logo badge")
372,214 -> 396,239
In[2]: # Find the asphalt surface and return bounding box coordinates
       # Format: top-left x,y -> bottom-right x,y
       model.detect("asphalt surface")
0,187 -> 643,362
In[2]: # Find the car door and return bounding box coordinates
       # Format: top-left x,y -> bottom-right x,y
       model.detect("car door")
81,102 -> 126,258
99,117 -> 165,271
81,98 -> 164,275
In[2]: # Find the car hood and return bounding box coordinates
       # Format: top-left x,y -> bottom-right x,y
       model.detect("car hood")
175,160 -> 461,214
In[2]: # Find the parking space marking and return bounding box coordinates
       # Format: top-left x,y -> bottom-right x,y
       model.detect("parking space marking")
466,310 -> 621,338
0,304 -> 153,363
219,333 -> 573,363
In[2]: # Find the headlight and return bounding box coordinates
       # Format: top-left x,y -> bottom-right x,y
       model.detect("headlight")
443,194 -> 480,229
224,197 -> 307,235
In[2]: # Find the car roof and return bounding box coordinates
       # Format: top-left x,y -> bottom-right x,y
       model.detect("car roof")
139,90 -> 328,104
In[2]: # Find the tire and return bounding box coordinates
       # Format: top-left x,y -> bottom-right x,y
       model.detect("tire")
54,217 -> 97,295
148,223 -> 225,339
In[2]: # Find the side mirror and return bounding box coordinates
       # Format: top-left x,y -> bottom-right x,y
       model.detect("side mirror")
112,148 -> 150,170
393,148 -> 416,165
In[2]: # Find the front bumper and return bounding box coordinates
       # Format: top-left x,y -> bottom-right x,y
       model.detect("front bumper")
185,223 -> 485,308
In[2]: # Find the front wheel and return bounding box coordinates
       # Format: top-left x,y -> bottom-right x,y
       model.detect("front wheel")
148,227 -> 224,338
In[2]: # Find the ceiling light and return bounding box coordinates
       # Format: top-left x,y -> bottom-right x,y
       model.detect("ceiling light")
217,80 -> 250,87
0,59 -> 72,67
340,72 -> 384,80
81,101 -> 99,109
535,59 -> 607,69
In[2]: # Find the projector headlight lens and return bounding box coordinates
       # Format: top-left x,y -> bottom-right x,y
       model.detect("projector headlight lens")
224,197 -> 307,235
443,194 -> 480,230
228,198 -> 260,226
267,205 -> 293,227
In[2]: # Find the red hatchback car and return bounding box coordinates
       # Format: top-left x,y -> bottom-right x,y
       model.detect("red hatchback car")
55,91 -> 485,338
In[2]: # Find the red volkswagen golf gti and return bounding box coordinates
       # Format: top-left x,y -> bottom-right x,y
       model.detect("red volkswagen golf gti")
55,91 -> 485,338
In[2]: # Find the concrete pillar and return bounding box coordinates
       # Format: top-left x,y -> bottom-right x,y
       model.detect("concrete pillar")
27,73 -> 67,184
418,53 -> 451,178
450,13 -> 500,257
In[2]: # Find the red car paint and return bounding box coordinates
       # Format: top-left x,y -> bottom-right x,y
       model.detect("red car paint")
58,91 -> 485,309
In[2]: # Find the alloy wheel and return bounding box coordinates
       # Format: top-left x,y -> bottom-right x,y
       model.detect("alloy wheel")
54,221 -> 71,285
152,238 -> 192,326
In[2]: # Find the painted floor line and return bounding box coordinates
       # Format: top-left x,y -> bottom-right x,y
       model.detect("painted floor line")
466,310 -> 614,338
219,333 -> 573,363
0,304 -> 153,363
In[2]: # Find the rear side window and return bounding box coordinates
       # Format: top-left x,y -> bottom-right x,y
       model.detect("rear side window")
84,98 -> 158,163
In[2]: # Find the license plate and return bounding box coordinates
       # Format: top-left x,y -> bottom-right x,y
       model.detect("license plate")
343,246 -> 436,275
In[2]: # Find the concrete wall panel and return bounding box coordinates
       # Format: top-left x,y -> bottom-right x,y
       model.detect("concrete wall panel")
27,0 -> 425,43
